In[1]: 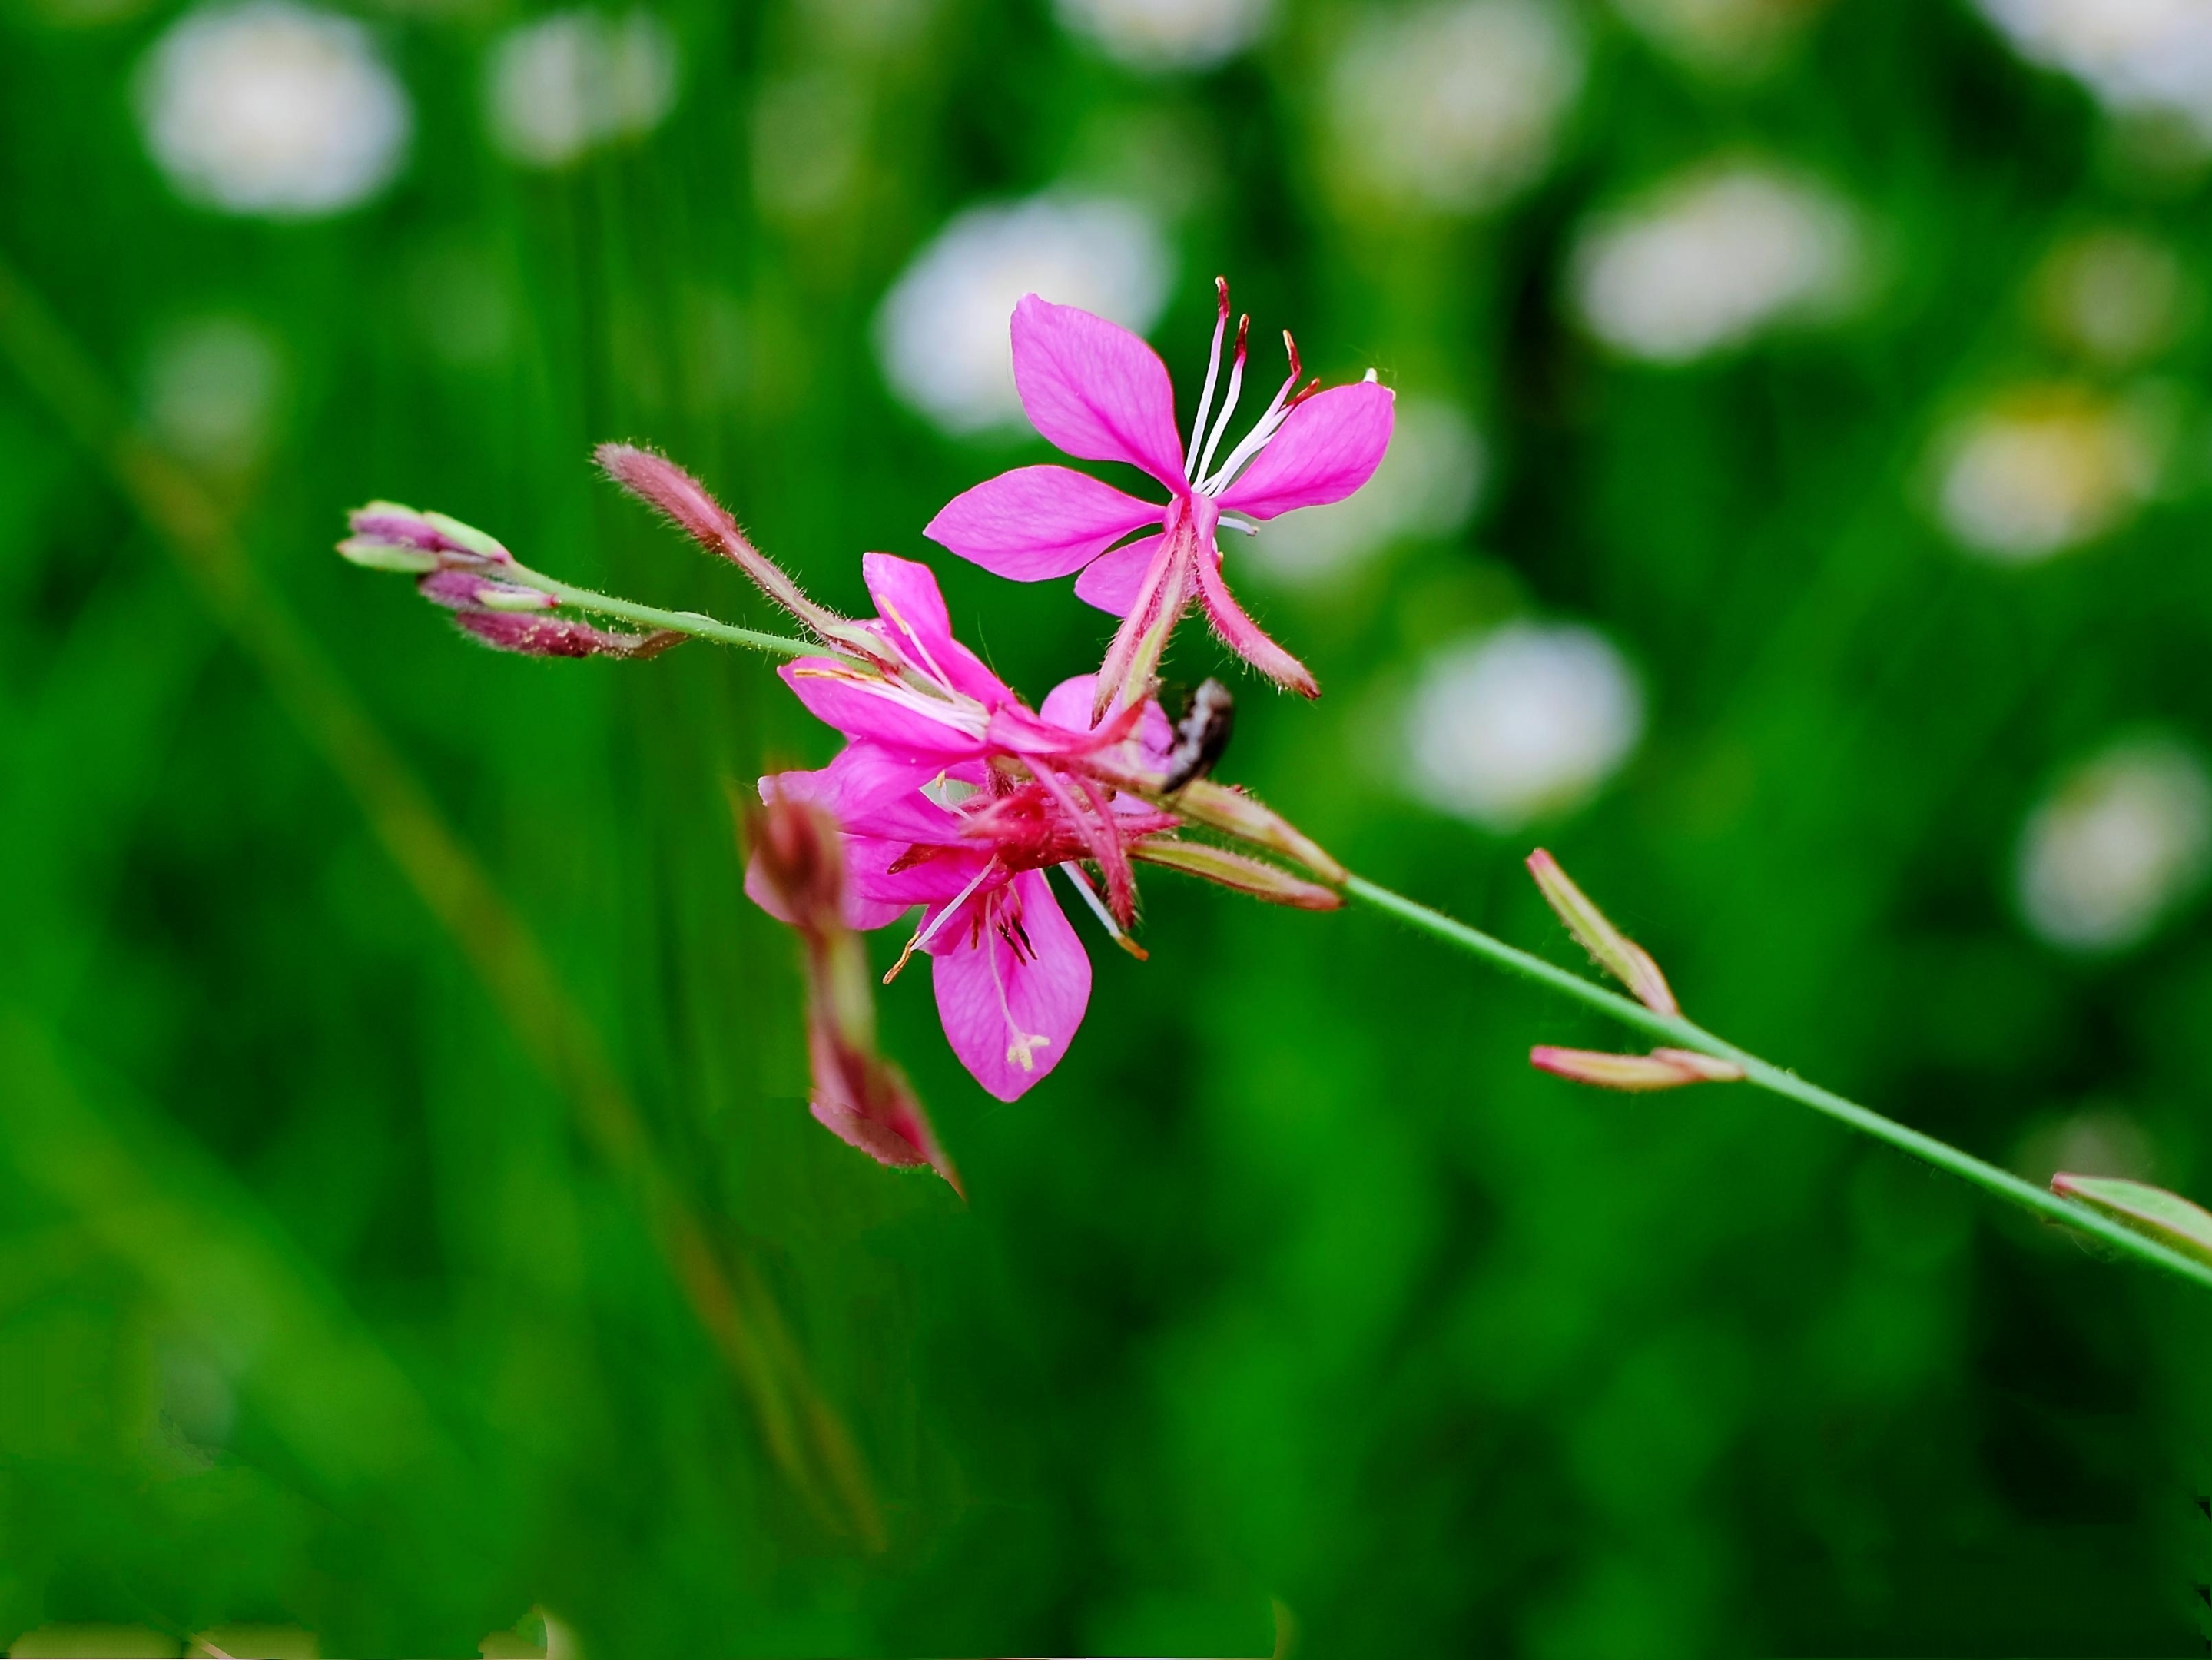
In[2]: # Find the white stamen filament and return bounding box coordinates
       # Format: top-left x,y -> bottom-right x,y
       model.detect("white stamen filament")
1184,281 -> 1232,480
1193,321 -> 1249,486
1058,860 -> 1126,940
1199,363 -> 1302,496
884,858 -> 999,983
1218,513 -> 1259,536
874,593 -> 957,694
986,915 -> 1050,1072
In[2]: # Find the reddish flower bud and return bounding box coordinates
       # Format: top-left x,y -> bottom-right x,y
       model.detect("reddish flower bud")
595,443 -> 878,659
1530,1045 -> 1744,1091
416,569 -> 558,612
1526,848 -> 1680,1017
746,786 -> 961,1194
452,609 -> 682,659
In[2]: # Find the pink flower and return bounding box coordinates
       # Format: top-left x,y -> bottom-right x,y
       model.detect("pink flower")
756,665 -> 1179,1102
925,281 -> 1395,712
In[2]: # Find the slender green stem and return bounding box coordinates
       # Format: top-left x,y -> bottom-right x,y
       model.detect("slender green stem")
500,566 -> 824,659
469,567 -> 2210,1294
1343,874 -> 2212,1296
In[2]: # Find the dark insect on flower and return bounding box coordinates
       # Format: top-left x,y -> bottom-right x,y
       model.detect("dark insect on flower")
1164,678 -> 1235,792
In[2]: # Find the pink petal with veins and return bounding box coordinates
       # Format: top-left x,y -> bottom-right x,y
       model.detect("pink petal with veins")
851,838 -> 993,912
1191,546 -> 1319,699
927,466 -> 1162,583
1217,381 -> 1395,521
857,551 -> 1010,703
779,658 -> 984,759
928,868 -> 1091,1101
1071,533 -> 1166,617
1011,295 -> 1187,487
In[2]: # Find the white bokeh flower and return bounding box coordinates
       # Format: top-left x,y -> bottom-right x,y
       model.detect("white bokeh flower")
1610,0 -> 1828,75
2017,738 -> 2212,951
1249,399 -> 1484,585
486,11 -> 679,170
875,194 -> 1172,435
141,316 -> 284,471
1328,0 -> 1584,217
2029,229 -> 2190,367
1054,0 -> 1272,71
137,2 -> 410,217
1932,387 -> 2163,563
2014,1106 -> 2157,1185
1975,0 -> 2212,140
1404,622 -> 1643,830
1571,163 -> 1862,363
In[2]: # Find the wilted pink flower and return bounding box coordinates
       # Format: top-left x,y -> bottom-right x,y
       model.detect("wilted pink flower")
750,785 -> 960,1191
926,281 -> 1395,712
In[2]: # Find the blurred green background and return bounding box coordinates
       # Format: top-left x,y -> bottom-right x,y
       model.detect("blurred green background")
8,0 -> 2212,1652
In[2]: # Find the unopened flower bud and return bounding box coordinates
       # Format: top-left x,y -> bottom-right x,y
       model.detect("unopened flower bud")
1529,1045 -> 1744,1091
1526,849 -> 1680,1017
2049,1172 -> 2212,1267
1132,838 -> 1341,910
340,500 -> 512,570
1142,775 -> 1347,885
452,609 -> 682,659
595,443 -> 880,659
416,569 -> 557,613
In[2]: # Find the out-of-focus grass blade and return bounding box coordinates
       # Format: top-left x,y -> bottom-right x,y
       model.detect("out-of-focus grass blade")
0,1008 -> 449,1497
0,246 -> 882,1549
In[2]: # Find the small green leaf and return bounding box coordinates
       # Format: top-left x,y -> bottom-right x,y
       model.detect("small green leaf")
2050,1173 -> 2212,1267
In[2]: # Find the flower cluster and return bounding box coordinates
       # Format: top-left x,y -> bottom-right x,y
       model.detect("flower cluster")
343,282 -> 1385,1184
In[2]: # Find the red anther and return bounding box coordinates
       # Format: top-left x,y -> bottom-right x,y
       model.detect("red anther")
1282,329 -> 1302,383
1232,314 -> 1250,362
1288,377 -> 1322,409
1215,274 -> 1230,318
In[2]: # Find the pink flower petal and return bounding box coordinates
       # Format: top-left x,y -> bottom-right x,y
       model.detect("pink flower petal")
779,658 -> 987,759
1191,546 -> 1319,699
1216,381 -> 1395,521
1071,533 -> 1165,617
1038,673 -> 1174,769
849,837 -> 990,913
929,868 -> 1091,1101
745,755 -> 936,929
1012,295 -> 1187,488
926,466 -> 1162,583
857,552 -> 1010,703
744,845 -> 914,931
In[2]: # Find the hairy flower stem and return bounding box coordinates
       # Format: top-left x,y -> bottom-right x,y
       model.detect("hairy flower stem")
1343,875 -> 2212,1297
494,566 -> 841,661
